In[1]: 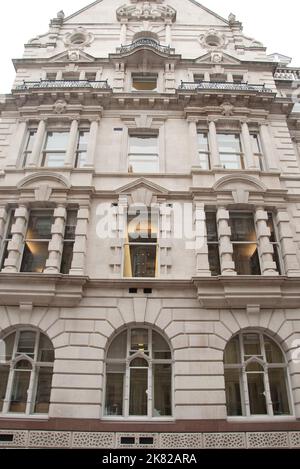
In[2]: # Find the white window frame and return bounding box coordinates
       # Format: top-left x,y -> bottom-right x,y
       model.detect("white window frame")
41,130 -> 70,168
75,129 -> 89,168
250,132 -> 266,171
128,133 -> 159,174
103,326 -> 174,421
0,328 -> 54,418
225,331 -> 294,420
131,73 -> 158,92
21,129 -> 37,168
217,133 -> 245,170
122,208 -> 160,279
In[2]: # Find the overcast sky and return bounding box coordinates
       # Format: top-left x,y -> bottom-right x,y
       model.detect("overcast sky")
0,0 -> 299,93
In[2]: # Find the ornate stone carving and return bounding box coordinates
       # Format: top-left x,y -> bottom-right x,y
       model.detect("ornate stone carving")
220,101 -> 234,116
64,27 -> 94,49
211,52 -> 223,63
117,2 -> 176,23
53,99 -> 67,114
68,50 -> 80,62
199,28 -> 228,51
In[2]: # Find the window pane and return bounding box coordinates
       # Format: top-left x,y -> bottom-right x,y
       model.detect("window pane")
224,336 -> 240,364
208,244 -> 221,276
219,154 -> 242,169
131,329 -> 148,352
225,369 -> 242,416
26,211 -> 53,240
34,367 -> 53,413
250,134 -> 261,154
45,132 -> 69,150
64,211 -> 77,240
206,213 -> 218,242
60,242 -> 74,274
243,333 -> 261,356
264,337 -> 284,363
20,242 -> 49,273
128,157 -> 159,173
128,212 -> 158,242
267,213 -> 276,243
197,133 -> 209,152
247,372 -> 267,414
17,331 -> 36,357
9,370 -> 31,413
130,357 -> 149,367
153,364 -> 172,416
198,153 -> 210,169
129,368 -> 148,415
232,244 -> 261,275
229,213 -> 257,242
268,368 -> 290,415
0,332 -> 16,361
128,244 -> 157,277
26,131 -> 37,151
217,134 -> 241,153
107,331 -> 127,359
44,153 -> 65,167
105,373 -> 124,416
132,75 -> 157,91
152,332 -> 171,359
130,136 -> 158,154
38,335 -> 54,362
0,365 -> 9,411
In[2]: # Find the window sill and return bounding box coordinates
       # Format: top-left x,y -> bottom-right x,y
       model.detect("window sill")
0,414 -> 49,420
227,415 -> 296,423
102,417 -> 174,422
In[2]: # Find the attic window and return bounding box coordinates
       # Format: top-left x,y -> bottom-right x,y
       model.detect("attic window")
70,33 -> 86,45
205,35 -> 221,48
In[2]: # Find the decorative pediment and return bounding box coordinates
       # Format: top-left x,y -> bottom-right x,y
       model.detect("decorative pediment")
213,175 -> 267,203
49,49 -> 95,63
117,178 -> 168,205
17,173 -> 70,191
117,1 -> 176,23
195,51 -> 242,65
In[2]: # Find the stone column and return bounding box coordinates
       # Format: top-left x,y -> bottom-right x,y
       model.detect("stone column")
84,119 -> 99,168
120,21 -> 127,44
64,119 -> 79,167
276,209 -> 300,276
109,196 -> 127,277
44,206 -> 66,274
259,123 -> 278,171
194,202 -> 211,276
208,119 -> 221,168
165,21 -> 172,45
241,121 -> 256,169
255,208 -> 278,275
3,205 -> 29,273
217,207 -> 236,275
6,120 -> 27,168
188,119 -> 200,168
69,207 -> 90,276
159,202 -> 172,277
0,206 -> 8,245
27,120 -> 46,167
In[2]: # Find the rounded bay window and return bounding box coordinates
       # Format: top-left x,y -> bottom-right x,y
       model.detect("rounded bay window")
104,327 -> 172,419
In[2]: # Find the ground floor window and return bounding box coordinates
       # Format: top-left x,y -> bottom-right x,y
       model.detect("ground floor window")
224,331 -> 291,417
105,327 -> 172,418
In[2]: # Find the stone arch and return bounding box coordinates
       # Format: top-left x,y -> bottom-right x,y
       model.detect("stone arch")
213,174 -> 267,193
17,172 -> 71,190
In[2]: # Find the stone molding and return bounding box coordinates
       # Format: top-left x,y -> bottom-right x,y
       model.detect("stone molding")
116,2 -> 176,23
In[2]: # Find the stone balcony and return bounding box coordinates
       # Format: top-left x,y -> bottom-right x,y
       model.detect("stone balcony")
274,68 -> 300,81
117,38 -> 175,56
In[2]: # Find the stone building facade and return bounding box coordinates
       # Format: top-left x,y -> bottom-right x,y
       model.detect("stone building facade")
0,0 -> 300,449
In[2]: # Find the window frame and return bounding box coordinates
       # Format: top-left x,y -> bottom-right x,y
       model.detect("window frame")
75,129 -> 89,168
19,209 -> 54,274
21,129 -> 37,168
250,132 -> 266,171
229,211 -> 261,276
0,328 -> 54,417
41,130 -> 70,168
267,211 -> 284,275
128,133 -> 160,174
103,326 -> 173,421
224,331 -> 294,420
197,131 -> 211,170
131,73 -> 158,92
205,210 -> 221,276
123,208 -> 160,279
217,133 -> 245,170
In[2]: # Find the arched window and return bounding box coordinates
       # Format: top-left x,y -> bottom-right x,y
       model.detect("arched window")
104,327 -> 172,418
224,331 -> 291,417
0,329 -> 54,415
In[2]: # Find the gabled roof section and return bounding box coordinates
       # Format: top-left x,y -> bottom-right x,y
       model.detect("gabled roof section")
63,0 -> 104,22
117,177 -> 169,195
187,0 -> 228,25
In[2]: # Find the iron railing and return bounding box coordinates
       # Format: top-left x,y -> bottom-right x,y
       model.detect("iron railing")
119,38 -> 171,55
15,80 -> 110,90
178,81 -> 274,93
